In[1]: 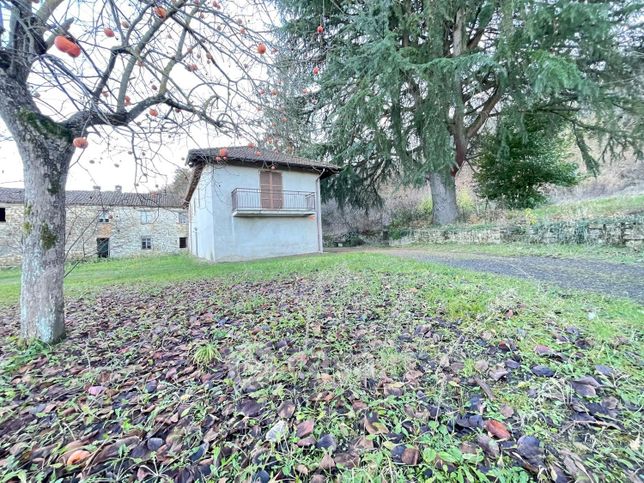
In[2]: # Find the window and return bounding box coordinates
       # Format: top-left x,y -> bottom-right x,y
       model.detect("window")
140,211 -> 155,224
260,171 -> 283,209
0,207 -> 5,222
141,236 -> 152,250
177,212 -> 188,224
98,210 -> 110,223
179,237 -> 187,249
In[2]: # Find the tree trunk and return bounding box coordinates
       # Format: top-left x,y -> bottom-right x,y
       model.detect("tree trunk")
0,70 -> 75,343
20,146 -> 71,343
429,168 -> 458,225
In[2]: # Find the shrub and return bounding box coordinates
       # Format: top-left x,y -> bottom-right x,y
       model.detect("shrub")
418,197 -> 433,217
457,190 -> 476,220
475,113 -> 579,209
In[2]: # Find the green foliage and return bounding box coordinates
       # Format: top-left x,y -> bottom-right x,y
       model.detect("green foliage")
418,198 -> 433,217
457,190 -> 476,219
273,0 -> 643,216
192,343 -> 220,366
475,113 -> 579,209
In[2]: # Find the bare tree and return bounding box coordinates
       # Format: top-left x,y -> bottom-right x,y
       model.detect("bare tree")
0,0 -> 273,342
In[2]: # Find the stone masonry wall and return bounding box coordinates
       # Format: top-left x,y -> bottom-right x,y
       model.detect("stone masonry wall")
0,203 -> 189,267
0,204 -> 24,267
390,216 -> 644,249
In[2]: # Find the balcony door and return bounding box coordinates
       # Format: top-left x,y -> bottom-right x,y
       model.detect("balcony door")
260,171 -> 283,209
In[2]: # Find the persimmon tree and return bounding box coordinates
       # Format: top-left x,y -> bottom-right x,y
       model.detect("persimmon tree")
274,0 -> 643,224
0,0 -> 273,343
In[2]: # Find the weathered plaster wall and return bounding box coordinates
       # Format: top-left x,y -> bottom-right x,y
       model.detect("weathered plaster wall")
0,202 -> 188,267
190,164 -> 322,262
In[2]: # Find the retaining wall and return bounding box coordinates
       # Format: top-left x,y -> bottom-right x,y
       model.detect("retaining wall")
389,216 -> 644,248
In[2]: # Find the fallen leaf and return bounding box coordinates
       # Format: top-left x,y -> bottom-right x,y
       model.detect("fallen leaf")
500,404 -> 515,418
65,449 -> 91,466
571,381 -> 597,398
277,400 -> 296,419
531,365 -> 555,377
404,369 -> 423,382
316,434 -> 337,452
534,344 -> 554,357
297,436 -> 316,447
295,464 -> 309,475
318,453 -> 335,470
87,385 -> 105,396
490,368 -> 509,381
474,360 -> 489,373
485,419 -> 511,440
401,447 -> 420,465
364,413 -> 388,435
384,382 -> 404,396
335,451 -> 360,469
477,434 -> 500,458
237,399 -> 263,417
266,420 -> 288,442
296,419 -> 315,438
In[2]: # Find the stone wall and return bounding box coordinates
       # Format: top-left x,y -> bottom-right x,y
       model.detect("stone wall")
0,203 -> 189,267
390,216 -> 644,249
0,204 -> 24,267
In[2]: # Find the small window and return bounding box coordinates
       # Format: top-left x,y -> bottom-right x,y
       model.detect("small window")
0,208 -> 5,222
140,211 -> 155,224
141,236 -> 152,250
98,210 -> 110,223
179,237 -> 187,249
177,212 -> 188,224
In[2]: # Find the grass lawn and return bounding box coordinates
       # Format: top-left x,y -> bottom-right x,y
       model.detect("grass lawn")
0,253 -> 642,481
519,193 -> 644,221
408,242 -> 644,264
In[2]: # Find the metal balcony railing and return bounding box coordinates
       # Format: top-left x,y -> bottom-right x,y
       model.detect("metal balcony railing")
231,188 -> 316,214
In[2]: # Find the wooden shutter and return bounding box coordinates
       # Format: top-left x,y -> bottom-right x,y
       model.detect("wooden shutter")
260,171 -> 271,209
271,172 -> 283,209
260,171 -> 283,209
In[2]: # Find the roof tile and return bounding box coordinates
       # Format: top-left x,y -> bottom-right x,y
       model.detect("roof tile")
187,146 -> 338,171
0,188 -> 183,208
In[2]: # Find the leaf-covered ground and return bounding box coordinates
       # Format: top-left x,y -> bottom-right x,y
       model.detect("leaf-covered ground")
0,254 -> 642,482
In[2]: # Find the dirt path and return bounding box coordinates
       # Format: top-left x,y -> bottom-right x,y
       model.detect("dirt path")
367,247 -> 644,303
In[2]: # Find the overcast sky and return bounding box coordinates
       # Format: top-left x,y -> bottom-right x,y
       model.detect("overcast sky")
0,127 -> 235,192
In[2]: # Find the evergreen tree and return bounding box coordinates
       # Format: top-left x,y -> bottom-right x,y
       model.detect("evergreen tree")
272,0 -> 643,224
475,112 -> 578,208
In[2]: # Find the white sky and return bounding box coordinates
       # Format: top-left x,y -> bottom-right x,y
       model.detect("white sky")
0,0 -> 279,193
0,127 -> 232,192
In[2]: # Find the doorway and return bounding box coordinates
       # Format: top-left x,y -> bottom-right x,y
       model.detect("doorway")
97,238 -> 110,258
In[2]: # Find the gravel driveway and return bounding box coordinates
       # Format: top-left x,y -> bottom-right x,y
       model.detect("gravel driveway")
373,248 -> 644,304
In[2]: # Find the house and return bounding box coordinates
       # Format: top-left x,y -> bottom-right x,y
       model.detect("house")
185,146 -> 338,262
0,186 -> 188,267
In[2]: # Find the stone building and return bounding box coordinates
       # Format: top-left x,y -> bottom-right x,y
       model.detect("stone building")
0,187 -> 188,267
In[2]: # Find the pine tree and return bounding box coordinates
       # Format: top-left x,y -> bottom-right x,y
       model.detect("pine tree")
273,0 -> 643,224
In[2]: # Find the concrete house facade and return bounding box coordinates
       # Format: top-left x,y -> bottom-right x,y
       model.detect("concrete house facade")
0,187 -> 188,267
185,147 -> 338,262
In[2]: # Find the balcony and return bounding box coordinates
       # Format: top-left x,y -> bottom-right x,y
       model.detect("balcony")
231,188 -> 316,217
